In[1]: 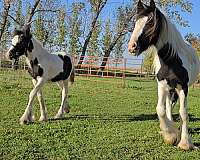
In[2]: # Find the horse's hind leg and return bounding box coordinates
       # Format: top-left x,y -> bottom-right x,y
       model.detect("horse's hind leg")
55,80 -> 69,119
156,84 -> 180,145
177,88 -> 197,150
32,79 -> 47,122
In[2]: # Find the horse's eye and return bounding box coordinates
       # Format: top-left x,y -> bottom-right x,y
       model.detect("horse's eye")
20,34 -> 25,39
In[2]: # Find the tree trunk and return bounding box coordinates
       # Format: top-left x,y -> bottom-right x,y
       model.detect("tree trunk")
78,0 -> 107,65
0,1 -> 10,42
99,33 -> 124,72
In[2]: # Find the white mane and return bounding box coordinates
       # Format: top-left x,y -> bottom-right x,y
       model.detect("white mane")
156,12 -> 196,64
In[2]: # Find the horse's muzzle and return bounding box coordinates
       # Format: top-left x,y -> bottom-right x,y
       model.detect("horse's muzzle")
128,42 -> 140,56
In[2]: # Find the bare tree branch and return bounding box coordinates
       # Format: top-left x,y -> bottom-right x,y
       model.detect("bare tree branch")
34,9 -> 59,14
27,0 -> 41,23
8,14 -> 20,25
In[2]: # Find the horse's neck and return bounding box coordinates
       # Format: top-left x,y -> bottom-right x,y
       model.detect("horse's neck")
157,16 -> 188,54
155,17 -> 197,67
27,37 -> 49,60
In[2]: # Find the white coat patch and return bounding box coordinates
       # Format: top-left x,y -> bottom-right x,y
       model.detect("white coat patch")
12,35 -> 20,46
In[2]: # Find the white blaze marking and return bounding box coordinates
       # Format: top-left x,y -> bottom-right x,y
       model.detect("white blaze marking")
12,35 -> 20,46
129,16 -> 148,45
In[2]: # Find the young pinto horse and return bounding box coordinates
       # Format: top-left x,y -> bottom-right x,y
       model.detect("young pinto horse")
6,25 -> 75,125
128,0 -> 200,150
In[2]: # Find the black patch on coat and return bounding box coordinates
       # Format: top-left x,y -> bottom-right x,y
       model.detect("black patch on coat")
27,40 -> 34,52
169,89 -> 179,105
28,57 -> 43,79
136,8 -> 165,54
51,55 -> 72,82
156,43 -> 189,96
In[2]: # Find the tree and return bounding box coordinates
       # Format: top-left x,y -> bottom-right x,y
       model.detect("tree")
143,52 -> 154,74
0,0 -> 11,43
68,2 -> 84,56
58,7 -> 66,49
34,3 -> 45,44
27,0 -> 41,23
158,0 -> 192,27
99,6 -> 135,71
113,7 -> 127,61
78,0 -> 108,65
185,33 -> 200,56
15,0 -> 23,25
87,20 -> 101,57
102,19 -> 112,56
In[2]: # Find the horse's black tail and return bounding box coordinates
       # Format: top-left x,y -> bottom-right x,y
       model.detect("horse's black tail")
169,89 -> 179,106
68,68 -> 75,87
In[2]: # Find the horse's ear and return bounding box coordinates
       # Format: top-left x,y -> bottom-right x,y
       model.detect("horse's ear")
150,0 -> 156,10
13,28 -> 18,36
137,0 -> 144,13
22,24 -> 31,38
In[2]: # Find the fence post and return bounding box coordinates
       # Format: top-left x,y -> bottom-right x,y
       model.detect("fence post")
140,58 -> 143,86
122,58 -> 127,88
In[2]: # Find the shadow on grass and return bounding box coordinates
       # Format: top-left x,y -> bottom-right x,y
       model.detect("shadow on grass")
49,113 -> 200,123
49,113 -> 159,122
189,127 -> 200,134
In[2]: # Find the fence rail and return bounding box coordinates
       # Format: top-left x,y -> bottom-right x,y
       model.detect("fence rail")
0,55 -> 155,84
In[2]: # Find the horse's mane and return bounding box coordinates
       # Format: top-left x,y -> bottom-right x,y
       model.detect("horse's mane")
156,9 -> 195,60
31,37 -> 49,55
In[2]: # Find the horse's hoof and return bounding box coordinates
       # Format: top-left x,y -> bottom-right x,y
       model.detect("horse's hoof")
64,105 -> 70,113
178,141 -> 198,150
54,114 -> 63,119
19,118 -> 30,125
39,116 -> 47,122
64,107 -> 70,113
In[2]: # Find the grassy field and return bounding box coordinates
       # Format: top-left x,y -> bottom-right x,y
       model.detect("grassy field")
0,69 -> 200,160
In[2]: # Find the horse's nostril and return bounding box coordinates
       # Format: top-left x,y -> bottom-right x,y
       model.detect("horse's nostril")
133,42 -> 137,48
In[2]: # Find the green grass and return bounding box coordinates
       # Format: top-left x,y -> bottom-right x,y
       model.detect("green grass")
0,69 -> 200,159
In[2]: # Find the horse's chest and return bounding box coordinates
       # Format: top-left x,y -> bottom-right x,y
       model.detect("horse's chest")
156,62 -> 189,89
155,43 -> 189,89
28,58 -> 43,79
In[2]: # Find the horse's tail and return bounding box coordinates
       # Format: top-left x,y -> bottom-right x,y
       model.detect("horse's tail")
68,68 -> 75,87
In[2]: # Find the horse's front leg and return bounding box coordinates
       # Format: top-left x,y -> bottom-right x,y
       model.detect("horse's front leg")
156,84 -> 180,145
177,88 -> 197,150
20,78 -> 45,124
166,93 -> 173,121
32,79 -> 47,122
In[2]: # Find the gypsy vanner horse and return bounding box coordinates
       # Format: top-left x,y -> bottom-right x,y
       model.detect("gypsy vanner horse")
128,0 -> 200,150
6,25 -> 75,125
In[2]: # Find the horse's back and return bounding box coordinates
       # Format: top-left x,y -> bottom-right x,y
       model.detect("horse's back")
51,51 -> 71,58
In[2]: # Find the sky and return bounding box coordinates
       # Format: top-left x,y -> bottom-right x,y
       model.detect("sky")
0,0 -> 199,36
176,0 -> 200,36
65,0 -> 200,36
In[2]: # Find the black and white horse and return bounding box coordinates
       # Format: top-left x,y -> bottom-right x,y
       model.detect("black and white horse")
128,0 -> 200,150
6,25 -> 75,125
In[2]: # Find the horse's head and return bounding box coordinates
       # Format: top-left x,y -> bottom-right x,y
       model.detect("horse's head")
6,25 -> 33,60
128,0 -> 161,56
